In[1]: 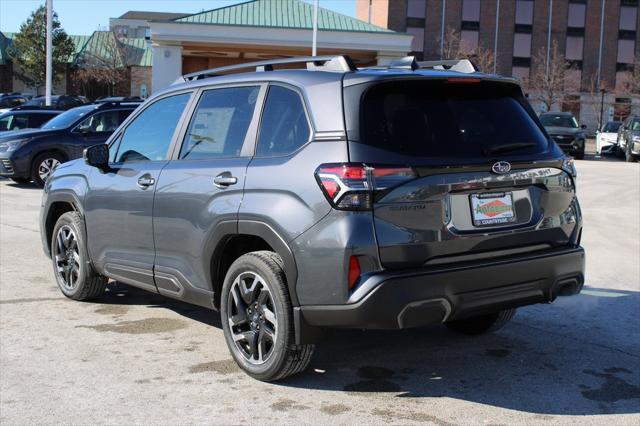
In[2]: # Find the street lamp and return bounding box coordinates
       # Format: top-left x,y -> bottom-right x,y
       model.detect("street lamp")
599,88 -> 606,131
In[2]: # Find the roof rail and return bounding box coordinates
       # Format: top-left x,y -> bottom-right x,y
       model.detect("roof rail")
387,56 -> 478,73
176,55 -> 357,84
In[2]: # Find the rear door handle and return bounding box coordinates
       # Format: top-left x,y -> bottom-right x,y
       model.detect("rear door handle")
214,172 -> 238,188
137,174 -> 155,189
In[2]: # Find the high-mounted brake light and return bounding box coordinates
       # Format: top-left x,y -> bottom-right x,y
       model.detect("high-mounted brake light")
315,163 -> 415,211
447,77 -> 481,84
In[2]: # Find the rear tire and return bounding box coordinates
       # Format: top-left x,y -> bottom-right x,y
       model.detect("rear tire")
574,149 -> 585,160
625,145 -> 638,163
220,251 -> 314,381
445,309 -> 516,335
32,152 -> 64,187
51,212 -> 107,301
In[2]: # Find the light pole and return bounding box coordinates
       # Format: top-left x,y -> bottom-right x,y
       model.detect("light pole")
45,0 -> 53,105
312,0 -> 319,56
599,88 -> 606,131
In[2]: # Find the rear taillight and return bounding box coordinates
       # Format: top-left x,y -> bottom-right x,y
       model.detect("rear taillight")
315,163 -> 416,210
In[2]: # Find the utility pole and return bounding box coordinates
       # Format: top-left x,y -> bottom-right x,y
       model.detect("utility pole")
493,0 -> 500,74
312,0 -> 319,56
546,0 -> 553,78
45,0 -> 53,105
596,0 -> 605,89
440,0 -> 446,59
599,88 -> 606,130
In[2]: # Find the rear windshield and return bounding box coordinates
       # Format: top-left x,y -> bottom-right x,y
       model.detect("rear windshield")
358,80 -> 548,159
602,122 -> 621,132
540,114 -> 578,128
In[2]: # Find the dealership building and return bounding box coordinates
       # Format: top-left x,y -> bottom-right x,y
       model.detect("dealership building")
146,0 -> 412,92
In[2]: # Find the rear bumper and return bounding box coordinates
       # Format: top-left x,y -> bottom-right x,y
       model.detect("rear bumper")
301,247 -> 585,330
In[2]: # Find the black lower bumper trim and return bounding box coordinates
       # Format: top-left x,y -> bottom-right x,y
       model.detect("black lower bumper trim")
301,247 -> 585,330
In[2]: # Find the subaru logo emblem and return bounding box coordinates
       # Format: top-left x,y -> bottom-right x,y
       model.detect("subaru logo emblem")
491,161 -> 511,174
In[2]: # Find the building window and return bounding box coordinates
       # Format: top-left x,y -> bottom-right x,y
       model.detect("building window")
567,2 -> 586,28
407,0 -> 426,18
565,36 -> 584,60
619,6 -> 638,30
512,66 -> 530,81
461,30 -> 479,54
407,27 -> 425,52
617,39 -> 636,63
462,0 -> 481,22
515,0 -> 534,25
513,33 -> 532,58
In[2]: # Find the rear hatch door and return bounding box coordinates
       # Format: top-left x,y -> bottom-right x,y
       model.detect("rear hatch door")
343,76 -> 580,269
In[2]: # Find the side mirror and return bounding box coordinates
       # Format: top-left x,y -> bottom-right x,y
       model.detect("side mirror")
581,124 -> 587,129
83,144 -> 109,169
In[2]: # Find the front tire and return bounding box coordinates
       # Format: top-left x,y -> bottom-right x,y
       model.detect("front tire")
32,152 -> 64,187
51,212 -> 107,300
220,251 -> 314,381
445,309 -> 516,335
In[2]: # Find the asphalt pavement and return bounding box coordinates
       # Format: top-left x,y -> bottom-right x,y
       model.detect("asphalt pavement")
0,150 -> 638,425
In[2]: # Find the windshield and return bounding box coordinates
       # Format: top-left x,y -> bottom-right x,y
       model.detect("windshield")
540,114 -> 578,128
602,122 -> 621,132
355,80 -> 548,159
41,107 -> 92,129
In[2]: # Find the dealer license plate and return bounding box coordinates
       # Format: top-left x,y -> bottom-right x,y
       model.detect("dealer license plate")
470,192 -> 516,227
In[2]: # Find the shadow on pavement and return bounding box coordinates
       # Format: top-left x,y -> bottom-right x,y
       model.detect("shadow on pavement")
92,282 -> 640,416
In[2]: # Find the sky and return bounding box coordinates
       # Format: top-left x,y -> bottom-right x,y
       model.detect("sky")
0,0 -> 356,35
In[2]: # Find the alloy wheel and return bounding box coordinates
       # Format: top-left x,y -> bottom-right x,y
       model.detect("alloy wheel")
38,158 -> 60,182
54,225 -> 80,291
227,272 -> 277,365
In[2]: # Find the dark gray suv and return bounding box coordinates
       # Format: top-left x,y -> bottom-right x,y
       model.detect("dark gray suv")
39,56 -> 585,381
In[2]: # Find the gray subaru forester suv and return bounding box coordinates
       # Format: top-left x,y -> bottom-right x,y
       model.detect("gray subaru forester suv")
40,55 -> 585,381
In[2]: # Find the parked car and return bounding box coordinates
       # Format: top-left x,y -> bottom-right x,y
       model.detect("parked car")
539,111 -> 587,159
0,95 -> 29,114
617,115 -> 640,162
39,55 -> 584,381
21,95 -> 87,110
0,102 -> 139,186
94,96 -> 143,104
0,110 -> 62,132
595,121 -> 622,155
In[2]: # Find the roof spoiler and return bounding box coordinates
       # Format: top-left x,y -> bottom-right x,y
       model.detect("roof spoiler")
387,56 -> 478,73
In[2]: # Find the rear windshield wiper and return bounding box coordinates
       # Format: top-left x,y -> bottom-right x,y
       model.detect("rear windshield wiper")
483,142 -> 537,156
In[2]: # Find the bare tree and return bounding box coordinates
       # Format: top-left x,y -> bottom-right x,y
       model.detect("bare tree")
618,55 -> 640,96
524,40 -> 569,112
438,27 -> 495,73
74,33 -> 131,96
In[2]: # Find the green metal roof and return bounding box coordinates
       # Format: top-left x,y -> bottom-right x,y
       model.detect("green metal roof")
175,0 -> 391,33
121,37 -> 153,67
0,30 -> 150,67
73,31 -> 151,67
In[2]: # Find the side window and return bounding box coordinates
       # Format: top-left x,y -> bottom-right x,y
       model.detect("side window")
255,86 -> 310,157
30,114 -> 56,128
76,111 -> 122,134
114,93 -> 191,163
179,86 -> 259,160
